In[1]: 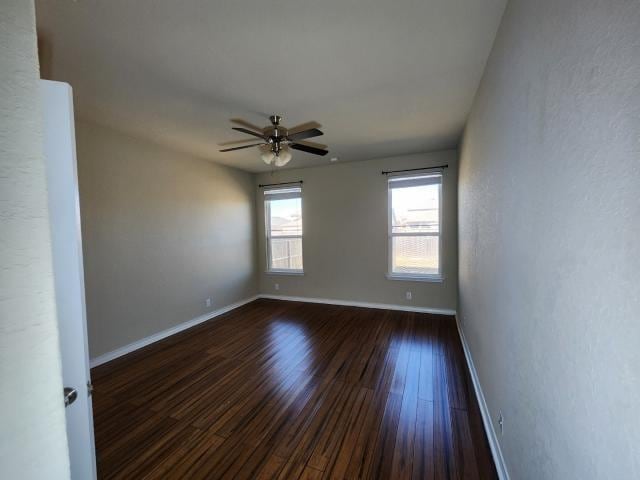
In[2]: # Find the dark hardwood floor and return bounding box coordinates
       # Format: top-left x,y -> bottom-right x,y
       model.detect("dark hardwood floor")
91,299 -> 497,479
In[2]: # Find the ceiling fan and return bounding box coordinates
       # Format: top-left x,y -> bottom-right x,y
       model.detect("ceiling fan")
219,115 -> 329,167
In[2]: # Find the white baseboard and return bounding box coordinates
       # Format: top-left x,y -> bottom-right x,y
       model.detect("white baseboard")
90,294 -> 455,368
90,295 -> 260,368
455,315 -> 510,480
258,294 -> 456,316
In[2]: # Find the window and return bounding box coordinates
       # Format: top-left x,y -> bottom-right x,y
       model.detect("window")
264,186 -> 303,273
388,173 -> 442,280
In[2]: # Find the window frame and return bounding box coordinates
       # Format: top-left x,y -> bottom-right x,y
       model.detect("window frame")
264,186 -> 304,275
386,172 -> 444,282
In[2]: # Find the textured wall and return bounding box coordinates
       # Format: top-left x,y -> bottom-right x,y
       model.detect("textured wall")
76,122 -> 258,358
0,1 -> 70,478
256,151 -> 458,310
459,0 -> 640,478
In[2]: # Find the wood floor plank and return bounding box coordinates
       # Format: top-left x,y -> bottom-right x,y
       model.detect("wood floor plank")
363,392 -> 403,480
342,384 -> 392,479
451,408 -> 481,480
159,430 -> 227,479
139,426 -> 204,480
91,299 -> 497,479
300,465 -> 324,480
305,384 -> 354,469
390,346 -> 421,480
417,322 -> 436,402
412,399 -> 435,480
306,384 -> 362,472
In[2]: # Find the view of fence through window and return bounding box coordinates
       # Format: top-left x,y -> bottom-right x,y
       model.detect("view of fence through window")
265,187 -> 303,271
389,174 -> 441,276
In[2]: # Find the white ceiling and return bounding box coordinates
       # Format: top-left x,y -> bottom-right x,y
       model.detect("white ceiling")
36,0 -> 506,172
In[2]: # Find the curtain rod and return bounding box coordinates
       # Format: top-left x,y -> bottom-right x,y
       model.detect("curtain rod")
381,165 -> 448,175
258,180 -> 303,188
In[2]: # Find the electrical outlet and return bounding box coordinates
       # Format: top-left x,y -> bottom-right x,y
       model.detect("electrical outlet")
274,283 -> 279,291
498,411 -> 504,435
406,291 -> 412,300
205,298 -> 211,308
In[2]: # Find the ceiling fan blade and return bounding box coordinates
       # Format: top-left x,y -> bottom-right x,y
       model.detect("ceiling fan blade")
230,118 -> 265,133
219,143 -> 264,152
287,128 -> 324,142
287,121 -> 321,135
218,137 -> 261,146
290,143 -> 329,156
295,139 -> 328,150
232,127 -> 266,139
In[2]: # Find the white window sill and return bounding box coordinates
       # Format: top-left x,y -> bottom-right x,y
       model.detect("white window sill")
266,270 -> 305,276
386,273 -> 444,283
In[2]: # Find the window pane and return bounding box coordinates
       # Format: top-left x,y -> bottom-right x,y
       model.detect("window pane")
392,235 -> 439,275
270,237 -> 303,270
391,183 -> 439,234
269,197 -> 302,236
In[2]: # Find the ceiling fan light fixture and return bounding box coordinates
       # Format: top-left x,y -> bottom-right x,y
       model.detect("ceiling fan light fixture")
274,149 -> 292,167
261,151 -> 275,165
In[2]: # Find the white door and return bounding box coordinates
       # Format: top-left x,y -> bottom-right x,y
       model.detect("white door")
41,80 -> 97,480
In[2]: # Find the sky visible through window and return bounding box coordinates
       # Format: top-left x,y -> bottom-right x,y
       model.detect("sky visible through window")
270,198 -> 300,220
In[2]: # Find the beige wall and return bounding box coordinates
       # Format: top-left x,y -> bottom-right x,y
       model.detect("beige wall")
0,1 -> 70,478
459,0 -> 640,478
256,151 -> 458,311
76,122 -> 258,358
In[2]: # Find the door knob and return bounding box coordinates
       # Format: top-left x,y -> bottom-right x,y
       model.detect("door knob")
64,387 -> 78,407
